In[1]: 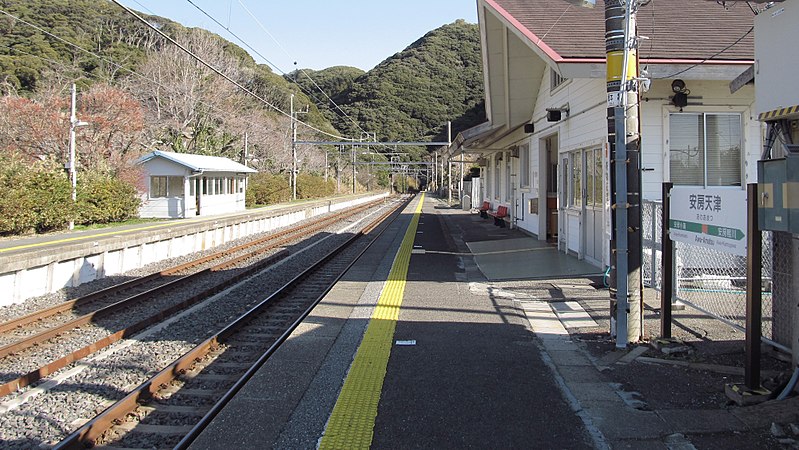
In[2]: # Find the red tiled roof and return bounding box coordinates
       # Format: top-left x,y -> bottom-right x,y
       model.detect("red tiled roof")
486,0 -> 754,62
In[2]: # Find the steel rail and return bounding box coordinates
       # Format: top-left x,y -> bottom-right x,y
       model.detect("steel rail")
0,198 -> 388,396
53,196 -> 408,449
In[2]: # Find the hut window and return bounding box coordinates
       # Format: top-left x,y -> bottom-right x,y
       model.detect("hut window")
150,176 -> 167,198
167,177 -> 184,197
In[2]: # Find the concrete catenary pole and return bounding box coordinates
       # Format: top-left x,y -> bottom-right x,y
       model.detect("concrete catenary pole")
290,94 -> 297,201
447,121 -> 453,204
67,84 -> 87,230
606,0 -> 644,347
68,84 -> 78,230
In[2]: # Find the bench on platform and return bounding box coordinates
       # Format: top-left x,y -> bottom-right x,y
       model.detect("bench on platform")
478,201 -> 491,218
487,205 -> 509,227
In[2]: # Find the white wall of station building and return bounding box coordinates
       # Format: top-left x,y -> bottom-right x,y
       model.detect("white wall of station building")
478,68 -> 760,269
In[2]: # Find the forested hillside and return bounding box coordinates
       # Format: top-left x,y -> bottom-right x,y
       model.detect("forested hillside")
288,66 -> 365,123
0,0 -> 485,234
0,0 -> 335,159
322,20 -> 486,152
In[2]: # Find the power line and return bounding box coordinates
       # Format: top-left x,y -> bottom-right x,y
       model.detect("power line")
655,25 -> 754,79
188,0 -> 370,142
181,0 -> 331,116
109,0 -> 354,141
234,0 -> 374,141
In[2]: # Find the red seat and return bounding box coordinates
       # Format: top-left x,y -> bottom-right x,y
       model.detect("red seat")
479,201 -> 491,218
488,205 -> 509,227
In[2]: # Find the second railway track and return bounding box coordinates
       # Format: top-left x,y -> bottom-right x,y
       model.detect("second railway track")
0,197 -> 388,398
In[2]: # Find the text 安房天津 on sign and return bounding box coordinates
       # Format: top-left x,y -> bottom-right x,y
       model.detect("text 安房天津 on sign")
668,186 -> 747,256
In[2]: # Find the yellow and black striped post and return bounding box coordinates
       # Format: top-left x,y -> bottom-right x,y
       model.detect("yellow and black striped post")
605,0 -> 643,346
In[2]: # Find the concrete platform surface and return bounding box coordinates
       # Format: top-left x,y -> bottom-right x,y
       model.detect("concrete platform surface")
189,195 -> 795,449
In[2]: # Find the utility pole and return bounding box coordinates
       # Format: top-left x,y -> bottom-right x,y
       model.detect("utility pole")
242,132 -> 248,167
447,121 -> 453,204
337,146 -> 342,193
433,152 -> 437,192
290,94 -> 297,201
68,83 -> 88,231
351,144 -> 356,194
606,0 -> 644,347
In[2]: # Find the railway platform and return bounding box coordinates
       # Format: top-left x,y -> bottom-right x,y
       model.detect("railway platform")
183,193 -> 799,450
0,193 -> 387,306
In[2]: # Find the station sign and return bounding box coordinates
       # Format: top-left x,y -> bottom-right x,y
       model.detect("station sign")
607,91 -> 625,108
669,187 -> 747,256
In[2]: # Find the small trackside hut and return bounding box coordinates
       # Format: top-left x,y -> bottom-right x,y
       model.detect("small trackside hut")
137,150 -> 257,219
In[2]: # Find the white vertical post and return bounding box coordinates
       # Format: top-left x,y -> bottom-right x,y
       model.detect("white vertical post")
68,84 -> 78,230
290,94 -> 297,201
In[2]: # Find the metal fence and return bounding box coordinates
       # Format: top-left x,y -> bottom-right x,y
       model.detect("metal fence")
642,200 -> 790,350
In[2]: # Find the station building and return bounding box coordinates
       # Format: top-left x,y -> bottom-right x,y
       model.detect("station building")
137,150 -> 256,219
446,0 -> 761,269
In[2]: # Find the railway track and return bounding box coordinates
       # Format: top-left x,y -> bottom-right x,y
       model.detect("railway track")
0,197 -> 387,398
50,195 -> 408,449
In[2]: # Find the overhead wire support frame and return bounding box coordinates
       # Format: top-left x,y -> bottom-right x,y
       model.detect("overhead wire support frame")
294,141 -> 451,146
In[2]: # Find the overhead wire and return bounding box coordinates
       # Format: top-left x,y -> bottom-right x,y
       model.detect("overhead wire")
186,0 -> 376,145
655,25 -> 754,79
179,1 -> 395,157
108,0 -> 354,141
182,0 -> 442,153
234,0 -> 382,145
181,1 -> 329,109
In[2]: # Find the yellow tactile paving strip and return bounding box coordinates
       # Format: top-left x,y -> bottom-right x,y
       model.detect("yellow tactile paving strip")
319,194 -> 424,450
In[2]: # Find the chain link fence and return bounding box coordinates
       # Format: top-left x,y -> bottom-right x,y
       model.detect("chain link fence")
642,199 -> 789,350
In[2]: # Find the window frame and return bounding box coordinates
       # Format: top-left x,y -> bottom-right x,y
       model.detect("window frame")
668,112 -> 743,188
504,154 -> 512,202
519,143 -> 531,189
550,68 -> 568,93
568,151 -> 583,209
150,176 -> 167,199
494,153 -> 502,200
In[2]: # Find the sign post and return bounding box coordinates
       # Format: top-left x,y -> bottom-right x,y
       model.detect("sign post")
668,187 -> 748,256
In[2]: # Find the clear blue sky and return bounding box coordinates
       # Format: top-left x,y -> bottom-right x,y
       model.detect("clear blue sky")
117,0 -> 478,73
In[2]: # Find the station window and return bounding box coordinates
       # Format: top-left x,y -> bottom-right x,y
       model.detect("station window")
585,148 -> 602,208
569,151 -> 582,208
504,155 -> 512,202
519,143 -> 530,189
551,68 -> 567,92
669,113 -> 742,187
494,154 -> 502,199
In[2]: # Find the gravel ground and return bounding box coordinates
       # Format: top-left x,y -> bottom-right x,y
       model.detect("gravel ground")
0,200 -> 400,448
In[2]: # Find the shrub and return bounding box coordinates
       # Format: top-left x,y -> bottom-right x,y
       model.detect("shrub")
246,173 -> 290,206
296,173 -> 335,200
76,171 -> 141,225
29,170 -> 73,232
0,156 -> 72,234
